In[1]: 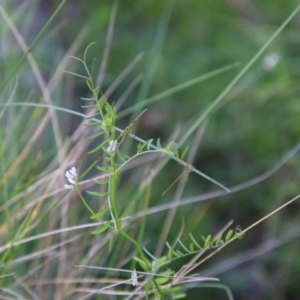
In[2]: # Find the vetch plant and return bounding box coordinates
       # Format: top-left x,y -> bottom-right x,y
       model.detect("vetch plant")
63,29 -> 300,296
1,2 -> 299,298
64,44 -> 243,299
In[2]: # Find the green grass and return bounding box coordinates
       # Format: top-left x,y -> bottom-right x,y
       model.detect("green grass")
1,1 -> 300,299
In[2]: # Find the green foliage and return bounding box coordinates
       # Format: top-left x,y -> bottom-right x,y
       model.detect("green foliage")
63,45 -> 241,297
1,1 -> 300,299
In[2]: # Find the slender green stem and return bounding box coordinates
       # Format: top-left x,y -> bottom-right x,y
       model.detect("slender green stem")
108,156 -> 149,266
152,279 -> 164,298
76,187 -> 96,216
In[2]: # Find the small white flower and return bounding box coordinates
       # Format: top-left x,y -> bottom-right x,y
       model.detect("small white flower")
131,269 -> 138,287
64,166 -> 78,189
106,140 -> 118,153
262,53 -> 279,71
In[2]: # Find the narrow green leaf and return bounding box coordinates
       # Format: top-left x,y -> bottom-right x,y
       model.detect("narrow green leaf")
93,179 -> 110,185
146,139 -> 154,150
85,120 -> 102,127
180,145 -> 190,160
215,234 -> 223,246
152,256 -> 168,271
108,235 -> 114,252
155,277 -> 169,285
96,165 -> 110,172
87,130 -> 104,140
133,257 -> 149,271
91,222 -> 110,234
203,235 -> 212,248
87,190 -> 108,197
166,141 -> 175,151
86,79 -> 94,92
175,250 -> 183,257
225,229 -> 234,242
156,138 -> 161,148
90,207 -> 109,220
189,243 -> 194,252
117,151 -> 130,162
178,239 -> 189,253
81,104 -> 97,109
81,96 -> 95,101
189,233 -> 201,249
167,246 -> 174,260
137,142 -> 147,153
162,286 -> 183,296
174,293 -> 187,299
88,141 -> 106,154
94,86 -> 100,97
170,142 -> 179,152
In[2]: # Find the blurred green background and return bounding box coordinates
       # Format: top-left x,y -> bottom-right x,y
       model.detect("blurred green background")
3,0 -> 300,299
